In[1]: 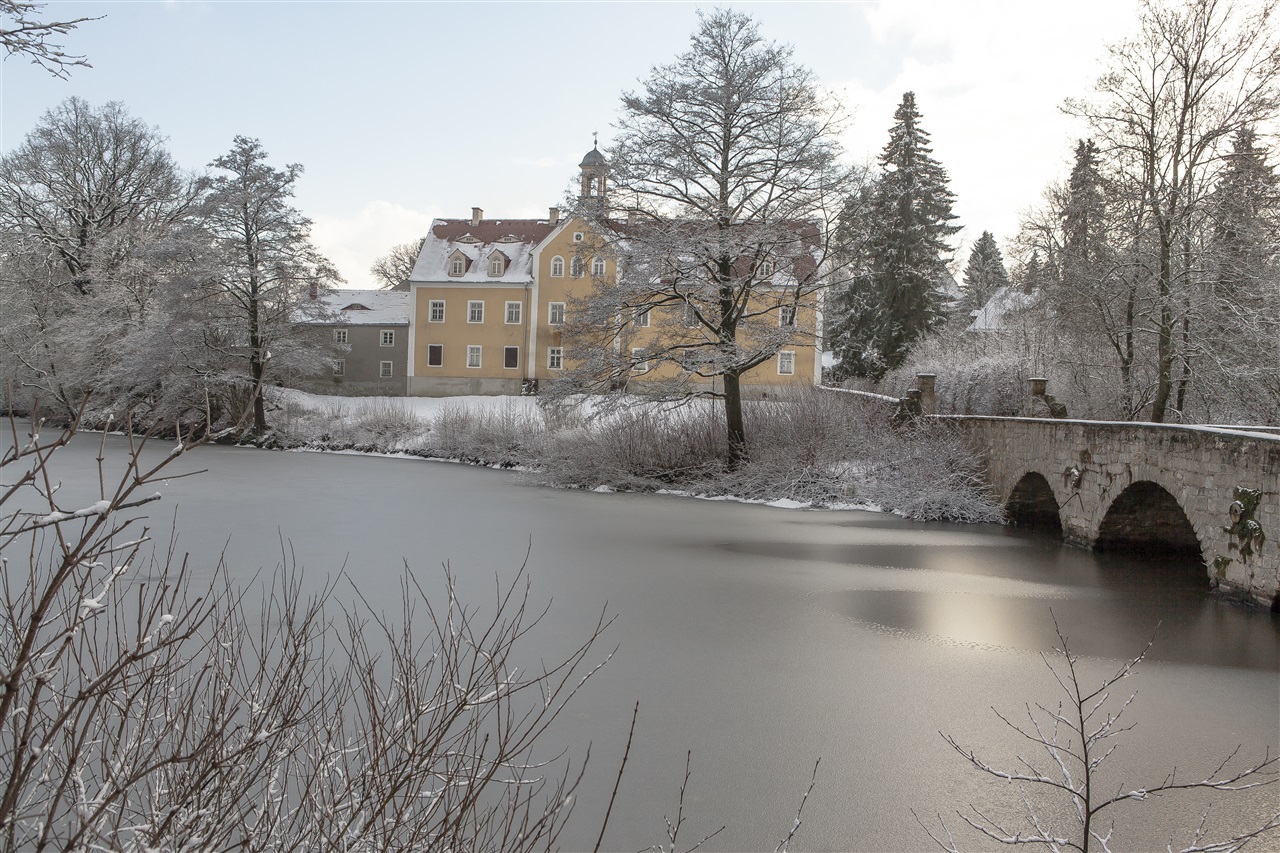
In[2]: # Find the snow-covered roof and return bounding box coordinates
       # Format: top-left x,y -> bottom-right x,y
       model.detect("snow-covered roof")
968,285 -> 1038,332
409,218 -> 558,285
309,289 -> 410,325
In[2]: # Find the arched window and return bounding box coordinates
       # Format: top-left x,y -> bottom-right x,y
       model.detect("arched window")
489,254 -> 505,276
570,256 -> 584,277
592,256 -> 606,277
551,256 -> 565,277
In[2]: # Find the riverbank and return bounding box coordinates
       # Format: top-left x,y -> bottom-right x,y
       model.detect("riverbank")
258,388 -> 1004,523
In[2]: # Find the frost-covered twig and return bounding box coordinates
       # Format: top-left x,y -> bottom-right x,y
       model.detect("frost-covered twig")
922,614 -> 1279,852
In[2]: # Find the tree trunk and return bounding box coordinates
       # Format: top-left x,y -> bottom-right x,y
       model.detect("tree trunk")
1150,236 -> 1174,423
723,370 -> 747,470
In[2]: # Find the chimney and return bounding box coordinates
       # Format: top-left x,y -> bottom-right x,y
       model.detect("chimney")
549,207 -> 560,225
471,207 -> 483,226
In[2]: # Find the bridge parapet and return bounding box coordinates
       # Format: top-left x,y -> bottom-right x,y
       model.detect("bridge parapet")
946,415 -> 1280,608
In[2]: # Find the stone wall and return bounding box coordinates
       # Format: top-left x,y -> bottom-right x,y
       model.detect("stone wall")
949,417 -> 1280,608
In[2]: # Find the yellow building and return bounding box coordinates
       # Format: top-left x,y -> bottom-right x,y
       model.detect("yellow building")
405,147 -> 822,397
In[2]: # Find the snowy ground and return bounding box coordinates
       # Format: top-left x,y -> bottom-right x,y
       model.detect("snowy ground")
274,388 -> 543,419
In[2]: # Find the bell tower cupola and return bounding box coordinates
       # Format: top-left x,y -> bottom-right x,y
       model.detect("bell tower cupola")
579,132 -> 608,201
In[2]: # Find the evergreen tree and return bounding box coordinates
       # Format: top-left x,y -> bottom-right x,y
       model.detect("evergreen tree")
830,92 -> 959,380
1060,139 -> 1109,281
961,231 -> 1011,315
1210,127 -> 1279,300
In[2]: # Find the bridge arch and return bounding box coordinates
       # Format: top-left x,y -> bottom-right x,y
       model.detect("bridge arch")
1006,472 -> 1063,537
1094,480 -> 1204,564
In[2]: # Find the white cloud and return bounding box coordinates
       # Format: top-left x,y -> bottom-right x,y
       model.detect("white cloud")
310,201 -> 441,290
840,1 -> 1142,264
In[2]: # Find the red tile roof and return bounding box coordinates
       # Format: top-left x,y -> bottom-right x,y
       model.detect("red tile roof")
431,219 -> 557,244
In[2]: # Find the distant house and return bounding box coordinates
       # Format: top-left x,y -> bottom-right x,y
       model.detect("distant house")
968,285 -> 1039,332
296,289 -> 410,395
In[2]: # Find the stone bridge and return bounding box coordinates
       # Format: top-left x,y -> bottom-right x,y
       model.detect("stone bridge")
829,377 -> 1279,606
951,415 -> 1279,609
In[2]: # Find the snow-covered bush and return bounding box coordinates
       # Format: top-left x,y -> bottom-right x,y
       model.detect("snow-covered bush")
349,397 -> 428,446
427,399 -> 546,466
537,405 -> 726,491
537,388 -> 1003,522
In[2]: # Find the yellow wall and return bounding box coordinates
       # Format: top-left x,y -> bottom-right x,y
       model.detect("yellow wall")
408,216 -> 820,395
413,286 -> 531,378
531,220 -> 615,381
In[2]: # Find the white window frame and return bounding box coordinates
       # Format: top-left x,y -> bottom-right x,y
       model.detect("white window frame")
426,344 -> 443,367
489,255 -> 505,276
573,231 -> 584,242
551,256 -> 565,277
547,347 -> 563,370
468,300 -> 484,323
450,256 -> 465,276
466,345 -> 482,369
379,360 -> 393,378
505,301 -> 522,324
758,260 -> 774,279
334,328 -> 348,344
333,359 -> 345,377
591,256 -> 606,277
548,302 -> 566,325
631,347 -> 649,373
428,300 -> 445,322
570,256 -> 584,277
683,302 -> 699,328
380,329 -> 395,347
634,306 -> 650,327
779,306 -> 796,327
778,350 -> 795,376
503,346 -> 520,369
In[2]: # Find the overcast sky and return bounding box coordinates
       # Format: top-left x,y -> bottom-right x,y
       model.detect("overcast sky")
1,1 -> 1144,288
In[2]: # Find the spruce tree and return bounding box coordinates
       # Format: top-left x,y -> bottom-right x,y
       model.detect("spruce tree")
1210,127 -> 1279,300
1060,139 -> 1109,281
830,92 -> 959,380
961,231 -> 1011,315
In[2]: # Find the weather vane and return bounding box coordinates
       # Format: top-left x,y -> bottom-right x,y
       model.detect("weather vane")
593,130 -> 598,149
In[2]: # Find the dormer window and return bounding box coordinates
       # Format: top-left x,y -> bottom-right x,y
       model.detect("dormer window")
448,250 -> 468,277
488,253 -> 507,277
757,260 -> 773,280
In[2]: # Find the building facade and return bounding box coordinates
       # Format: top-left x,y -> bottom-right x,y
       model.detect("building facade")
297,289 -> 410,395
404,147 -> 823,397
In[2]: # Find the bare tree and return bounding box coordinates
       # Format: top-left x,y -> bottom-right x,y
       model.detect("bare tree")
0,0 -> 97,78
370,237 -> 425,290
556,8 -> 856,468
919,618 -> 1280,852
0,407 -> 612,851
0,99 -> 206,420
1065,0 -> 1280,422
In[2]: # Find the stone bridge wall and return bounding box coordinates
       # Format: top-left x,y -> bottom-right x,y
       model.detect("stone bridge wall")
949,416 -> 1280,607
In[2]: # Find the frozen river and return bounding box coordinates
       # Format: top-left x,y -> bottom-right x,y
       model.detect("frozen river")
34,436 -> 1280,851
